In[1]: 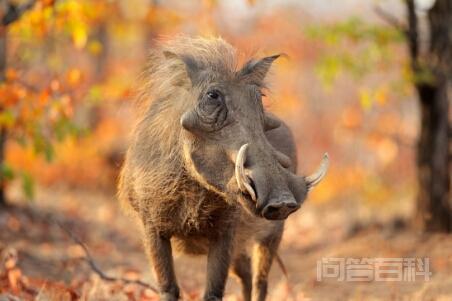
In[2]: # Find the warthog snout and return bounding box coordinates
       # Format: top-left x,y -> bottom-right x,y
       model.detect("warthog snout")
234,142 -> 329,220
262,194 -> 299,220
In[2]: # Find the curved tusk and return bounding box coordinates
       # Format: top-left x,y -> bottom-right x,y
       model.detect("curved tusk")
305,153 -> 329,191
235,144 -> 257,201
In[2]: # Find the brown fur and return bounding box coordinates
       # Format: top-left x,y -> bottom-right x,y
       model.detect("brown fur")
118,37 -> 299,301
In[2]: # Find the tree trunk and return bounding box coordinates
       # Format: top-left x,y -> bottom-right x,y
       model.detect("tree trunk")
0,26 -> 7,206
416,81 -> 451,231
412,0 -> 452,232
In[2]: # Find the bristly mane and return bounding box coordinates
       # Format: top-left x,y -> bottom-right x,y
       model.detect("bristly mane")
133,36 -> 240,161
118,37 -> 240,216
136,36 -> 238,115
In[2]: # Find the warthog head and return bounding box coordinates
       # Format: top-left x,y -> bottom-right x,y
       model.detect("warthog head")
164,40 -> 328,220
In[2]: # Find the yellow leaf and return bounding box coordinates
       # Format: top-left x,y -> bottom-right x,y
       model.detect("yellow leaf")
375,85 -> 388,106
359,88 -> 372,111
88,40 -> 103,56
66,68 -> 83,86
72,24 -> 87,49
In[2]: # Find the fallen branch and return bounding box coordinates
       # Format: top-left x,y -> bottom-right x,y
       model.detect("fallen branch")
275,253 -> 288,280
56,221 -> 158,293
275,254 -> 297,301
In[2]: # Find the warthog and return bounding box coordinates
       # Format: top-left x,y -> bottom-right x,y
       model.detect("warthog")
118,37 -> 328,301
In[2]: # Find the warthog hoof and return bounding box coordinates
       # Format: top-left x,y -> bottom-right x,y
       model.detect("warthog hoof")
160,292 -> 179,301
203,295 -> 222,301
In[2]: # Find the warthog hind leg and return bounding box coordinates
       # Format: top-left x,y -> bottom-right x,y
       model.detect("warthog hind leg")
231,253 -> 252,301
251,229 -> 283,301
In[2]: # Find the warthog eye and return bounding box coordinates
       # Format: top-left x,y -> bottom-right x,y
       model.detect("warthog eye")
207,90 -> 220,100
202,89 -> 224,113
196,89 -> 227,129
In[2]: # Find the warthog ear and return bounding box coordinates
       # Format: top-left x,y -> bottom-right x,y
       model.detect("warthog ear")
163,51 -> 202,86
238,54 -> 283,85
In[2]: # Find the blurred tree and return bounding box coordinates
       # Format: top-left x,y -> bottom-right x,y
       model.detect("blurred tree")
375,0 -> 451,231
0,0 -> 39,205
0,0 -> 104,205
404,0 -> 451,232
308,0 -> 451,232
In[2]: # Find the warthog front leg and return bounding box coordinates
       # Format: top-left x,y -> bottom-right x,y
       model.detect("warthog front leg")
143,225 -> 179,301
203,227 -> 235,301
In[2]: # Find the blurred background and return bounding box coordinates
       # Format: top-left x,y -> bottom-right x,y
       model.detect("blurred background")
0,0 -> 450,300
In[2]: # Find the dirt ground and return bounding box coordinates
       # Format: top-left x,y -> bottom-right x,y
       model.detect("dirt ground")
1,187 -> 452,301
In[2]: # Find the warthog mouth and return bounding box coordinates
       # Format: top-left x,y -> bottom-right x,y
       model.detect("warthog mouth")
236,189 -> 261,217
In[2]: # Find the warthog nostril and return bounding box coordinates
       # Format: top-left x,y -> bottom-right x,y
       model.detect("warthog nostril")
284,201 -> 298,210
262,200 -> 298,220
262,204 -> 282,220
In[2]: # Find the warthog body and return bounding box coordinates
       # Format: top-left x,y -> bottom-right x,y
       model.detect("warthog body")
118,37 -> 328,301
